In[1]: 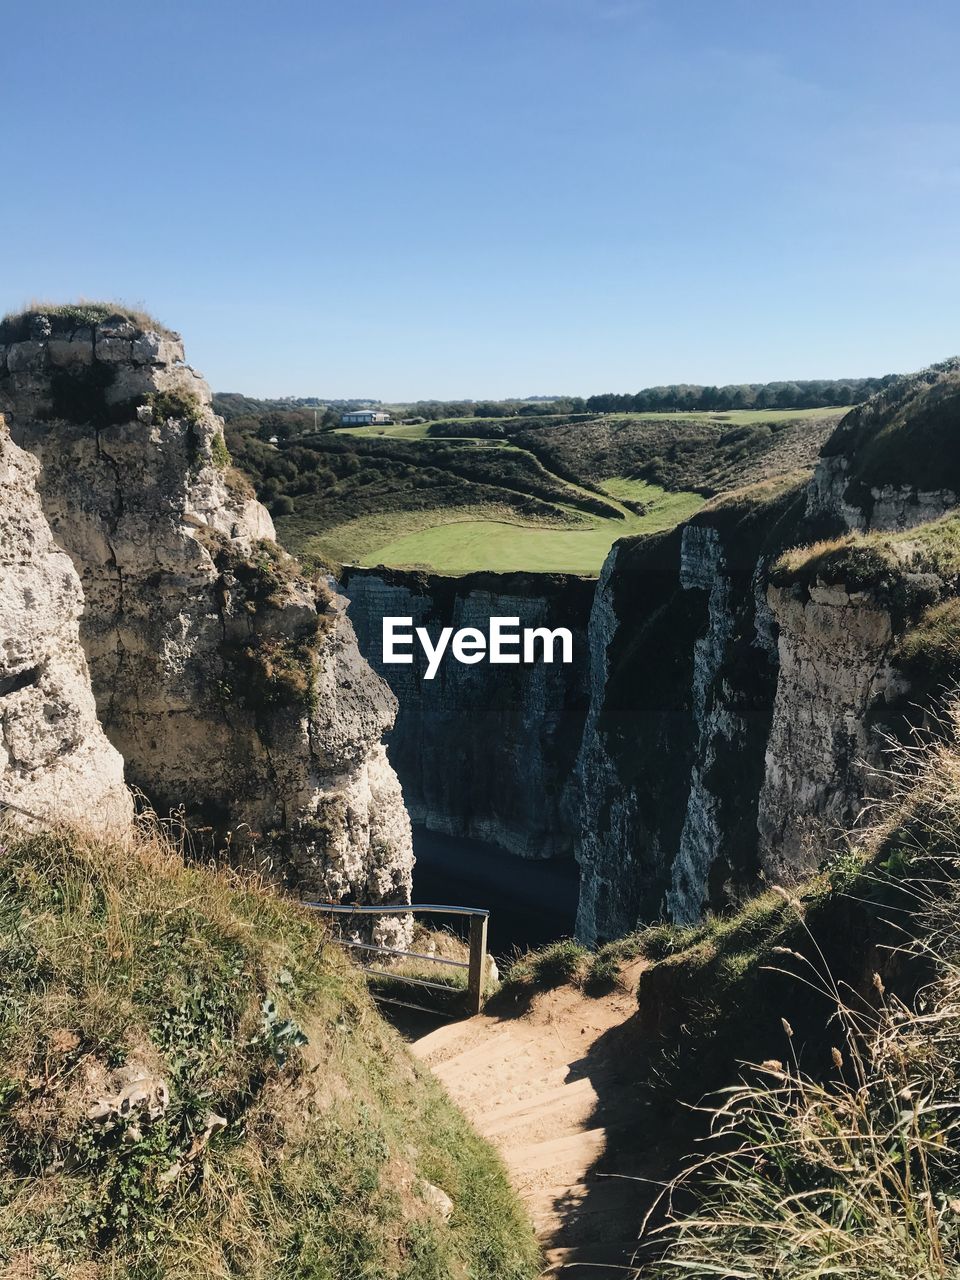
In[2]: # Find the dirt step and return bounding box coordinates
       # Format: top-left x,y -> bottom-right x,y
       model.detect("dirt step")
526,1177 -> 646,1231
412,967 -> 650,1253
480,1078 -> 597,1139
511,1127 -> 607,1178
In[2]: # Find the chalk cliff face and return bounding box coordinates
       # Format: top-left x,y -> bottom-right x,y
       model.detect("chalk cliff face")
345,568 -> 592,859
573,483 -> 803,942
756,582 -> 905,878
0,314 -> 412,925
806,452 -> 956,533
0,414 -> 130,830
574,363 -> 960,942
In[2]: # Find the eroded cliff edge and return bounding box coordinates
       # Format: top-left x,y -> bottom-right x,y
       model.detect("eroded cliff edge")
575,360 -> 960,944
0,309 -> 412,918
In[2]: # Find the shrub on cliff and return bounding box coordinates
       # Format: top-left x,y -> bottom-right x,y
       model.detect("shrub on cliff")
0,823 -> 540,1279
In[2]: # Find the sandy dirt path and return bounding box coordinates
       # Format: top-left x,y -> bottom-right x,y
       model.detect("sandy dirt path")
411,962 -> 661,1276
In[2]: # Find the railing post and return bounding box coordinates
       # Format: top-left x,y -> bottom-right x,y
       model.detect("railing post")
467,913 -> 488,1017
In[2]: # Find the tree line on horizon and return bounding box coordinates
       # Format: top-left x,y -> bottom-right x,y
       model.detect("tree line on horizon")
216,375 -> 897,433
580,374 -> 897,414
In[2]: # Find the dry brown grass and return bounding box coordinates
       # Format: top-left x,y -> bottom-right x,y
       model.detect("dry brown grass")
773,513 -> 960,590
774,533 -> 859,577
646,706 -> 960,1279
0,299 -> 174,342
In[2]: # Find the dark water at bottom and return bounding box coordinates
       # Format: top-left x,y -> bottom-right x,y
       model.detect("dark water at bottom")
411,825 -> 580,959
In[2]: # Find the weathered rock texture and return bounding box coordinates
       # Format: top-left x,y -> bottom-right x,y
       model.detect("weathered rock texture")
806,451 -> 956,533
0,314 -> 412,923
573,482 -> 806,942
344,567 -> 592,859
756,583 -> 905,879
0,414 -> 130,830
574,363 -> 960,942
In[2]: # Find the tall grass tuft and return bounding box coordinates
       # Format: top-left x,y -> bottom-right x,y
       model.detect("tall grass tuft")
649,706 -> 960,1279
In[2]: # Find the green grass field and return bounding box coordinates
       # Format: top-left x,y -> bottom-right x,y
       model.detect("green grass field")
281,502 -> 575,569
598,405 -> 845,425
267,406 -> 843,576
335,421 -> 437,440
354,484 -> 703,574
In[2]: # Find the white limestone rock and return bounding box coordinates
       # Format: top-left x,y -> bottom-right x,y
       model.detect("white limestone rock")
757,581 -> 905,880
0,321 -> 412,925
0,415 -> 131,831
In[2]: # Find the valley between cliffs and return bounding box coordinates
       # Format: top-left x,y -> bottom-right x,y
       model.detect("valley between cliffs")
341,360 -> 960,946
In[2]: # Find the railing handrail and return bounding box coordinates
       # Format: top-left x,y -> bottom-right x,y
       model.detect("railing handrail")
304,901 -> 489,918
308,899 -> 491,1017
338,939 -> 469,969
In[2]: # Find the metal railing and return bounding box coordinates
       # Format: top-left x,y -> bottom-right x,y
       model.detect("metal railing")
305,901 -> 490,1017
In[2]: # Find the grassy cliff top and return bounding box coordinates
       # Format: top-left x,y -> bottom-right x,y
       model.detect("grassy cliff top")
771,510 -> 960,601
0,301 -> 176,344
819,356 -> 960,494
0,824 -> 539,1280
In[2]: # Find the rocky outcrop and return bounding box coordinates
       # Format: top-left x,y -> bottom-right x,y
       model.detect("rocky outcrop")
0,312 -> 412,927
344,567 -> 592,859
806,451 -> 956,533
0,414 -> 130,830
574,464 -> 959,941
756,582 -> 904,878
808,358 -> 960,532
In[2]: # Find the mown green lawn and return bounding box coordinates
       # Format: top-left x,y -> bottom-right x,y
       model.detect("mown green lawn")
356,484 -> 703,574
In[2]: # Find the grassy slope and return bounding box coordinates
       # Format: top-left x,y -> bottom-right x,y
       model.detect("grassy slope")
277,501 -> 577,570
237,410 -> 837,577
818,357 -> 960,494
0,826 -> 539,1280
638,720 -> 960,1278
512,407 -> 844,494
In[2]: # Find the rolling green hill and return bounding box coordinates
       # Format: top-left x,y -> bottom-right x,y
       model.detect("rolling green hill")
224,404 -> 843,576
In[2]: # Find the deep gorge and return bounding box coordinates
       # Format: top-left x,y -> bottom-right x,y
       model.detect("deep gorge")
344,369 -> 960,947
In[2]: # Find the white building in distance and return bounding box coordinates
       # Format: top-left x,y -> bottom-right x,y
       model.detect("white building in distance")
340,409 -> 392,426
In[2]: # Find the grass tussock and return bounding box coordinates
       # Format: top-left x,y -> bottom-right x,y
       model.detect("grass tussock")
0,823 -> 539,1279
502,938 -> 589,991
897,597 -> 960,685
647,708 -> 960,1279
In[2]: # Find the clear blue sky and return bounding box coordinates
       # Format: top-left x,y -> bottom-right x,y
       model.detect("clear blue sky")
1,0 -> 957,399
